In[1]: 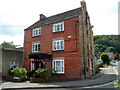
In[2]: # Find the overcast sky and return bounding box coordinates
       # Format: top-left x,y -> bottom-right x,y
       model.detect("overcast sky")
0,0 -> 118,46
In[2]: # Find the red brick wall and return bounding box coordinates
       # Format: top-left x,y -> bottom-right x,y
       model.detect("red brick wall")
24,17 -> 83,79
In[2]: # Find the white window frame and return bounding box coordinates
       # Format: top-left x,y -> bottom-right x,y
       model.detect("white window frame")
53,22 -> 64,32
53,40 -> 64,51
88,44 -> 91,50
31,62 -> 34,71
32,42 -> 40,53
10,62 -> 18,68
52,59 -> 64,74
32,28 -> 41,37
90,60 -> 92,70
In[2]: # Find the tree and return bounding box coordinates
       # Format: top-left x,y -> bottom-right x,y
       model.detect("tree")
105,47 -> 116,53
100,53 -> 110,65
114,53 -> 119,60
1,41 -> 19,48
94,35 -> 120,53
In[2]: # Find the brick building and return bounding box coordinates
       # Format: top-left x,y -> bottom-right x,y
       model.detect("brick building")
24,1 -> 95,80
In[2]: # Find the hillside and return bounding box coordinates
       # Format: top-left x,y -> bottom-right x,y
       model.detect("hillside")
94,35 -> 120,53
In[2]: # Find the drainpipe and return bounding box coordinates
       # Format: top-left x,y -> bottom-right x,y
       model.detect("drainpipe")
82,16 -> 87,79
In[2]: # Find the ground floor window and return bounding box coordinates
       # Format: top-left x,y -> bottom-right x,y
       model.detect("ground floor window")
10,62 -> 18,68
52,59 -> 64,74
31,62 -> 34,71
90,60 -> 92,70
90,59 -> 95,71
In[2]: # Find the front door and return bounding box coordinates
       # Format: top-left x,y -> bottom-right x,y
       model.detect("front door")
36,59 -> 44,70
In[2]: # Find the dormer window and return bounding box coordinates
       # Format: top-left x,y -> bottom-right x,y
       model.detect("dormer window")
53,22 -> 64,32
32,28 -> 41,37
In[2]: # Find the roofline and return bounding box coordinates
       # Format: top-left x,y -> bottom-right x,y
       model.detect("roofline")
24,15 -> 78,31
24,7 -> 81,31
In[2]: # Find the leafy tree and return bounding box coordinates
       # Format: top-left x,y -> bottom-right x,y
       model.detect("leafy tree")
100,53 -> 110,65
94,35 -> 120,53
1,41 -> 20,48
95,44 -> 107,53
105,47 -> 116,53
94,46 -> 100,54
114,53 -> 119,60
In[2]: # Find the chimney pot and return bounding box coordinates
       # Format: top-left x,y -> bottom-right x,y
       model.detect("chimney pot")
39,14 -> 46,20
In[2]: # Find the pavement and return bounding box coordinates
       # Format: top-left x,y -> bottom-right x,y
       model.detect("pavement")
0,66 -> 117,90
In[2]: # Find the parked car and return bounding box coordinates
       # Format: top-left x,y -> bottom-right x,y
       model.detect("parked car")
96,60 -> 103,67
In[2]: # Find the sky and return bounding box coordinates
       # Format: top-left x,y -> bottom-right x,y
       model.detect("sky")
0,0 -> 118,46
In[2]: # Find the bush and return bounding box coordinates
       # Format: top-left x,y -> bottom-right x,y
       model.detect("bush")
34,68 -> 54,81
100,53 -> 110,65
8,66 -> 16,76
27,70 -> 35,79
10,68 -> 27,80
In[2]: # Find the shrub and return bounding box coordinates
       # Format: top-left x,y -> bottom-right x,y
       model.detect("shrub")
10,68 -> 27,80
8,66 -> 16,76
27,70 -> 35,79
34,68 -> 54,81
100,53 -> 110,65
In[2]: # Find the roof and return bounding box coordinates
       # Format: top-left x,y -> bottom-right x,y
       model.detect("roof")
25,7 -> 82,30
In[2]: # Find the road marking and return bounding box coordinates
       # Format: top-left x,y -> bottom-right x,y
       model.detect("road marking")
113,65 -> 118,75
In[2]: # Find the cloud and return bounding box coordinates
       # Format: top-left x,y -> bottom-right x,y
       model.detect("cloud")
0,0 -> 119,46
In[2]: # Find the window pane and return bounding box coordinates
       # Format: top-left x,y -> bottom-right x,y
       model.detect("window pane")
54,42 -> 56,50
56,61 -> 60,67
33,30 -> 35,36
61,40 -> 64,50
57,25 -> 59,31
15,62 -> 18,68
31,63 -> 34,71
35,44 -> 37,51
56,63 -> 60,72
61,61 -> 63,72
56,61 -> 61,72
60,23 -> 63,31
57,41 -> 59,49
38,29 -> 40,35
32,45 -> 34,52
55,25 -> 57,32
35,30 -> 37,35
32,30 -> 34,36
38,44 -> 40,51
54,61 -> 56,70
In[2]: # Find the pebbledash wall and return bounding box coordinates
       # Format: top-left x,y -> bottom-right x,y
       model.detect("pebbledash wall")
24,1 -> 95,80
1,47 -> 23,76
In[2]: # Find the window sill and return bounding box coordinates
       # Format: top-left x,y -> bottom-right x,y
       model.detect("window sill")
52,50 -> 64,52
31,52 -> 40,53
32,35 -> 41,38
52,73 -> 64,75
52,31 -> 64,34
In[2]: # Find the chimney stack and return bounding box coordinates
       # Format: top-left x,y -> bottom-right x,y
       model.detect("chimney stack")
80,0 -> 87,11
39,14 -> 46,20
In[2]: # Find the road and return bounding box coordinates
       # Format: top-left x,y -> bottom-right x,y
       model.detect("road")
2,61 -> 120,90
17,62 -> 120,90
113,60 -> 120,80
